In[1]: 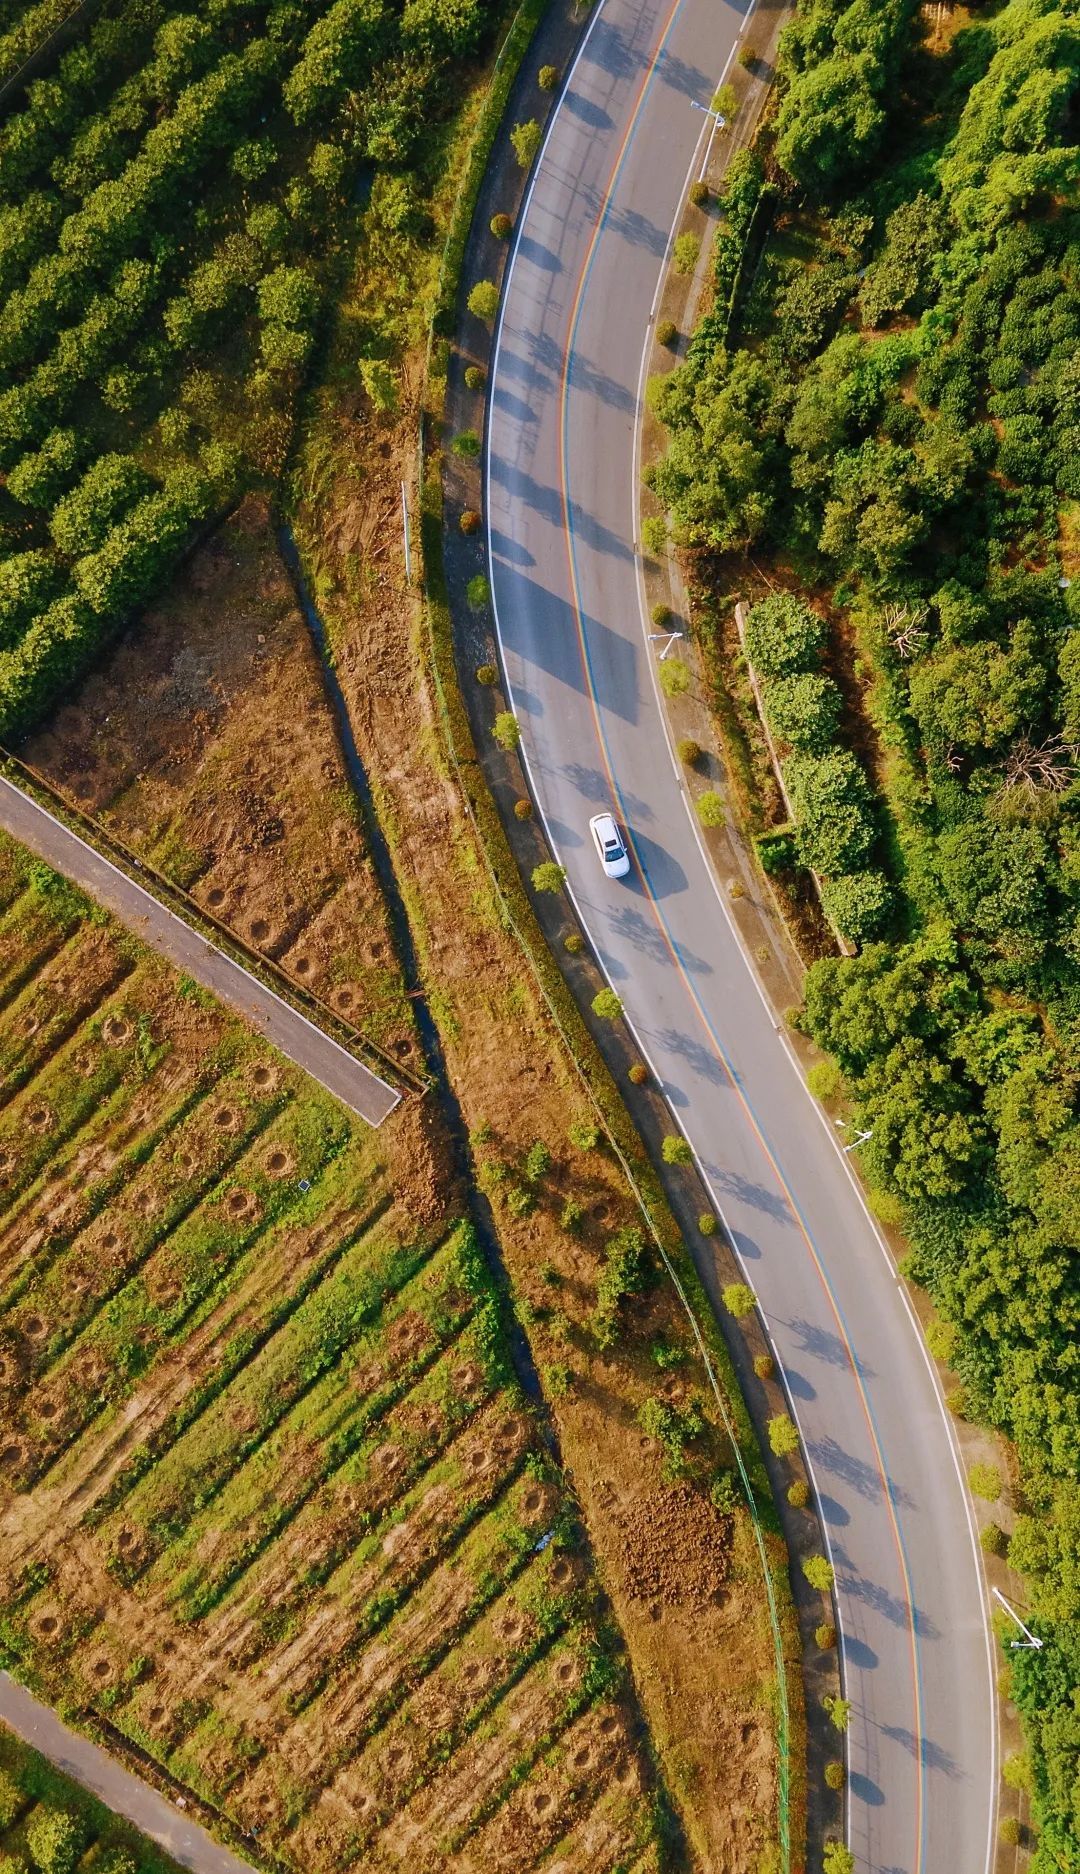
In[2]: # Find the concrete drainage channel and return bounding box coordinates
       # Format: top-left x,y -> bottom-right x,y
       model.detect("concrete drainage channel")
278,525 -> 544,1408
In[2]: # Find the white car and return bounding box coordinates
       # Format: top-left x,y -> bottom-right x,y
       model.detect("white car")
589,812 -> 630,879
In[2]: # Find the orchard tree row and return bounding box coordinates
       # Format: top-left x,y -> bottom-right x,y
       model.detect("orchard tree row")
0,0 -> 494,732
652,0 -> 1080,1860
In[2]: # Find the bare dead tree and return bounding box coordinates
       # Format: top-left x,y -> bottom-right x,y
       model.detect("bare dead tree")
1002,734 -> 1080,797
882,602 -> 929,660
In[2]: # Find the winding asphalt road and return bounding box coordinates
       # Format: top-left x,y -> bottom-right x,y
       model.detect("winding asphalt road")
484,0 -> 997,1867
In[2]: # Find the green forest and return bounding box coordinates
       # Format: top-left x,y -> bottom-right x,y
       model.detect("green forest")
0,0 -> 492,738
651,0 -> 1080,1862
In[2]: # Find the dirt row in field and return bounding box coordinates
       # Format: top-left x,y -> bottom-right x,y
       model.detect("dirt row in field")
0,856 -> 661,1874
22,497 -> 417,1068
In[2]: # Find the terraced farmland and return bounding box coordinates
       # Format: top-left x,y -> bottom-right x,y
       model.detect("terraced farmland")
0,832 -> 663,1874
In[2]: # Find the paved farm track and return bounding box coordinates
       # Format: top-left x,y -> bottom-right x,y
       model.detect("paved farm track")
0,1675 -> 256,1874
0,775 -> 399,1126
484,0 -> 997,1866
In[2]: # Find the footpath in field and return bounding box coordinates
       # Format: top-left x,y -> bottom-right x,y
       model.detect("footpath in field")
0,830 -> 665,1874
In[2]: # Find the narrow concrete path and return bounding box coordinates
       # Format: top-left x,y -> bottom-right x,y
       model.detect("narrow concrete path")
0,774 -> 400,1126
0,1674 -> 257,1874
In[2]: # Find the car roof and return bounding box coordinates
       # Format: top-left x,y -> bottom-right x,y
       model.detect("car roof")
590,812 -> 619,836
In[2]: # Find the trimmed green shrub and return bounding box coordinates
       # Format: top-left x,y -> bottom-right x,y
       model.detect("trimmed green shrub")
754,1351 -> 775,1379
659,657 -> 690,697
467,574 -> 491,610
538,64 -> 559,89
824,1761 -> 847,1792
723,1282 -> 755,1317
678,737 -> 702,766
452,429 -> 481,458
786,750 -> 876,876
510,119 -> 542,169
492,711 -> 520,750
662,1133 -> 692,1165
968,1461 -> 1002,1502
592,988 -> 623,1019
468,279 -> 500,320
464,365 -> 486,391
816,1621 -> 838,1649
802,1554 -> 835,1591
696,790 -> 726,827
490,212 -> 512,239
820,868 -> 893,943
788,1478 -> 810,1507
768,1412 -> 800,1455
513,798 -> 532,819
657,318 -> 678,347
764,670 -> 843,753
673,232 -> 701,275
476,663 -> 497,684
698,1211 -> 717,1235
532,861 -> 567,894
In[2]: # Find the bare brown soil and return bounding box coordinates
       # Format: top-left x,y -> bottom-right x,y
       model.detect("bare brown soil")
23,496 -> 415,1065
289,329 -> 781,1867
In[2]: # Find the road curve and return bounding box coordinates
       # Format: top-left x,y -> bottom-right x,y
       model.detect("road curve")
0,775 -> 400,1126
0,1674 -> 256,1874
484,1 -> 996,1867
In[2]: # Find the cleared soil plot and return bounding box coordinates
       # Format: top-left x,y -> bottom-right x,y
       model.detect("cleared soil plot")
0,837 -> 662,1874
23,494 -> 417,1067
0,1719 -> 187,1874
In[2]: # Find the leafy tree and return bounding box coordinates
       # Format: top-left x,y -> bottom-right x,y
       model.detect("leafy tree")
25,1808 -> 84,1874
745,594 -> 828,681
786,749 -> 876,876
49,455 -> 154,558
651,349 -> 781,550
820,869 -> 893,945
764,670 -> 843,752
936,821 -> 1050,948
908,625 -> 1045,753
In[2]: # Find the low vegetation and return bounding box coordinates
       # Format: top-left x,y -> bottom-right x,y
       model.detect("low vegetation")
0,831 -> 663,1873
0,1722 -> 183,1874
652,0 -> 1080,1858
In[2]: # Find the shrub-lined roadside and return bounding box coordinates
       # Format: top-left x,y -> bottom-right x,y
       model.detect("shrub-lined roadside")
648,0 -> 1080,1858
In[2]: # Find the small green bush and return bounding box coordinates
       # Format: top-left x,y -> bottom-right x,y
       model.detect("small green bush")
745,594 -> 827,680
657,318 -> 678,347
490,212 -> 513,239
642,515 -> 667,555
737,42 -> 757,68
787,1478 -> 810,1508
1003,1752 -> 1032,1792
651,600 -> 672,626
468,279 -> 500,320
689,179 -> 709,207
698,1210 -> 717,1235
538,63 -> 559,89
968,1461 -> 1001,1502
824,1694 -> 852,1732
460,508 -> 481,535
525,1140 -> 552,1181
493,711 -> 520,750
768,1412 -> 800,1456
628,1062 -> 648,1085
673,231 -> 701,275
696,790 -> 726,827
468,574 -> 491,610
592,988 -> 623,1019
543,1361 -> 572,1397
511,119 -> 542,169
514,797 -> 532,820
723,1282 -> 755,1317
807,1059 -> 842,1102
711,1469 -> 740,1512
568,1121 -> 600,1151
564,931 -> 584,954
999,1818 -> 1021,1846
661,1133 -> 692,1165
560,1198 -> 585,1234
824,1761 -> 847,1792
803,1554 -> 835,1591
659,658 -> 690,697
821,870 -> 893,946
712,82 -> 737,116
824,1845 -> 854,1874
754,1351 -> 774,1380
452,429 -> 481,458
464,364 -> 486,391
532,861 -> 567,894
816,1621 -> 837,1650
476,663 -> 497,684
980,1520 -> 1007,1556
